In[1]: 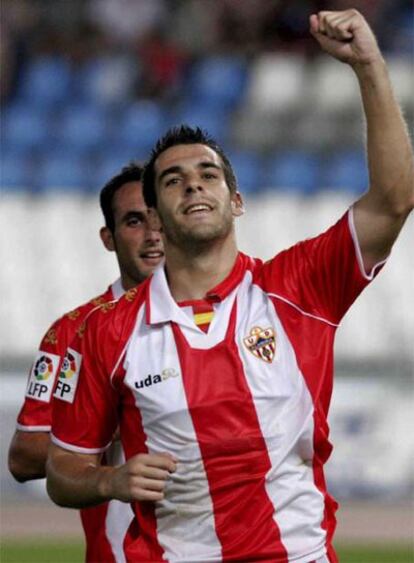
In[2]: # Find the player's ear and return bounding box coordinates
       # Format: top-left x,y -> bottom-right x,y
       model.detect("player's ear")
231,191 -> 245,217
100,226 -> 115,252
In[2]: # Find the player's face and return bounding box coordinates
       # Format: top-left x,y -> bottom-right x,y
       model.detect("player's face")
100,181 -> 164,288
153,144 -> 243,249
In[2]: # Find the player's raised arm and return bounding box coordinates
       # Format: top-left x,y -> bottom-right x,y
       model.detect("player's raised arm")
46,445 -> 177,508
310,9 -> 414,274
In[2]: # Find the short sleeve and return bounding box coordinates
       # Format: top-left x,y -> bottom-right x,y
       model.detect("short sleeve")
16,319 -> 67,431
51,311 -> 120,454
260,209 -> 386,325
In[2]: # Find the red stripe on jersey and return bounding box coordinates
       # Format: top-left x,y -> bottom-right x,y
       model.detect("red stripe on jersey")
171,303 -> 288,561
270,297 -> 338,562
80,504 -> 115,563
119,382 -> 165,562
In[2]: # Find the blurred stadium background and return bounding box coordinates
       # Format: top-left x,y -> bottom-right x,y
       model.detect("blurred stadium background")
1,0 -> 413,560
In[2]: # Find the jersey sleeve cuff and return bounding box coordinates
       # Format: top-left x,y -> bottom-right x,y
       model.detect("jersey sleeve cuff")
348,207 -> 389,281
50,433 -> 111,455
16,423 -> 51,432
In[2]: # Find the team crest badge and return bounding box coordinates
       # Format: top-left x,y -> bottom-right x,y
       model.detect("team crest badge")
243,326 -> 276,363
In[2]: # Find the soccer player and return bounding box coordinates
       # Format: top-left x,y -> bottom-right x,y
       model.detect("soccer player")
47,11 -> 413,563
8,163 -> 164,562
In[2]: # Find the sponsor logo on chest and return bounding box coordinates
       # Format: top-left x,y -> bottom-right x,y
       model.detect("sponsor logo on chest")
243,326 -> 276,363
134,368 -> 179,390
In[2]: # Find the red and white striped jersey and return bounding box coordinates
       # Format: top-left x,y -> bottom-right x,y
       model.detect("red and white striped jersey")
16,279 -> 134,563
52,210 -> 385,563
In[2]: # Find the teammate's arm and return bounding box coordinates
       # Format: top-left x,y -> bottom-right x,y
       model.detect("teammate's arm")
8,431 -> 49,481
46,444 -> 177,508
310,10 -> 414,273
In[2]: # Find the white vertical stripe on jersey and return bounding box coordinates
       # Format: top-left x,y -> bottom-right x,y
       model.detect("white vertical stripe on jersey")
236,276 -> 328,562
123,307 -> 223,562
105,442 -> 134,563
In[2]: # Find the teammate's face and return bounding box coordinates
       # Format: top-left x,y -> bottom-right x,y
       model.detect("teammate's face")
100,181 -> 164,289
153,144 -> 243,249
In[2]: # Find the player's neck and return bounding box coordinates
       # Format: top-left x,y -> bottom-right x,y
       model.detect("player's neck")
164,235 -> 239,302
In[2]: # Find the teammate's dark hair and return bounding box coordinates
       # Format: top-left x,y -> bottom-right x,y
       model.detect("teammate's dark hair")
100,162 -> 143,233
142,125 -> 238,208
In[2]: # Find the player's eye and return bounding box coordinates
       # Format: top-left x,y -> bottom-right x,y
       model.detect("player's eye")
165,177 -> 181,187
126,216 -> 144,226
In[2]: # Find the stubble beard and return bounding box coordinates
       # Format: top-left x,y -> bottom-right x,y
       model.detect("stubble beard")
161,208 -> 234,254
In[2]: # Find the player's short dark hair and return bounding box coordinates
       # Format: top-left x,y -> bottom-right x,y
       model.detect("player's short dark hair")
100,162 -> 143,233
142,125 -> 238,208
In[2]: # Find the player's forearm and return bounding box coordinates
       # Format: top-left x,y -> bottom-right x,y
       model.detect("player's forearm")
46,445 -> 115,508
8,431 -> 49,482
354,58 -> 414,216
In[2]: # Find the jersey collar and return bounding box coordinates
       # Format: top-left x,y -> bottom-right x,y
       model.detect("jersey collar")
146,252 -> 253,326
110,278 -> 125,300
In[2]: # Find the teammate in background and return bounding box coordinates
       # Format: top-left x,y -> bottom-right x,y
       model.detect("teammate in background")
8,163 -> 164,562
47,11 -> 413,563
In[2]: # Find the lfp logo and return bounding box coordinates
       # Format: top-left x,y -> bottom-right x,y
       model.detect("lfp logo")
26,352 -> 60,402
34,355 -> 54,380
54,349 -> 82,403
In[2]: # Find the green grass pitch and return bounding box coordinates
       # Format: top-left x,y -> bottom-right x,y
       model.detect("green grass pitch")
1,540 -> 413,562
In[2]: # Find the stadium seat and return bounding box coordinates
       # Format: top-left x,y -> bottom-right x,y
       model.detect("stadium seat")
115,100 -> 167,153
320,149 -> 368,194
0,151 -> 33,192
2,104 -> 51,152
77,55 -> 137,106
17,56 -> 73,109
36,153 -> 92,192
226,149 -> 264,195
245,53 -> 307,114
172,102 -> 229,145
185,55 -> 248,110
56,105 -> 110,152
263,151 -> 320,194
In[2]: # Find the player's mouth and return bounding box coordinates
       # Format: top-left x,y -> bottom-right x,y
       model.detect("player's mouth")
139,250 -> 164,265
183,203 -> 213,215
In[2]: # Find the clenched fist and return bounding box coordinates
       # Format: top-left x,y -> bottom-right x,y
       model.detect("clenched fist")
310,9 -> 382,66
106,452 -> 177,503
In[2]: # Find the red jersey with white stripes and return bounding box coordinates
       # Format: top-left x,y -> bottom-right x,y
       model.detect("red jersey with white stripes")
16,280 -> 134,563
52,210 -> 385,562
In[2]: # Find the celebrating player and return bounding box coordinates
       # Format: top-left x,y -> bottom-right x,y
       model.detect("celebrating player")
8,163 -> 164,562
47,11 -> 413,563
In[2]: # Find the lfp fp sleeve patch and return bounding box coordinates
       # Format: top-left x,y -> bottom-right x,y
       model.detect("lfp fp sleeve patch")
53,348 -> 82,403
25,351 -> 61,403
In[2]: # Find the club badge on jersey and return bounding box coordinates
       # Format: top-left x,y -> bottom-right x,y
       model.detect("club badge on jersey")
25,351 -> 60,402
53,348 -> 82,403
243,326 -> 276,363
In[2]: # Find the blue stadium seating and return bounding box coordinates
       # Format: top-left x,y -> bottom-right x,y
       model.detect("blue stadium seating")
36,152 -> 92,192
226,150 -> 264,195
263,151 -> 320,194
0,151 -> 32,191
2,104 -> 51,152
76,56 -> 137,107
171,102 -> 230,145
320,150 -> 368,194
56,105 -> 110,152
115,100 -> 167,153
185,55 -> 248,110
17,57 -> 72,108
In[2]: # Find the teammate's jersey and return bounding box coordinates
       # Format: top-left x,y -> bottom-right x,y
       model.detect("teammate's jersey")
52,211 -> 386,563
16,279 -> 135,563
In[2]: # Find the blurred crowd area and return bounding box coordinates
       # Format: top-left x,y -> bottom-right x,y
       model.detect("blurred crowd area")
1,0 -> 413,194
